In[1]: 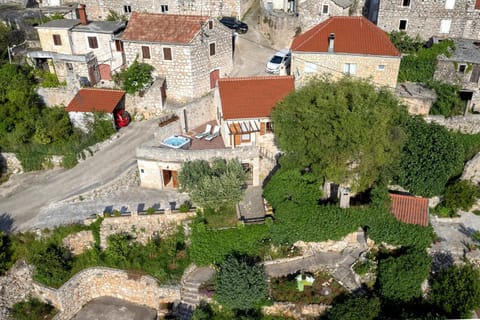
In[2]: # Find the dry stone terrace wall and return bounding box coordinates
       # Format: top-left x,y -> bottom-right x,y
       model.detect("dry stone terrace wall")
99,211 -> 196,248
32,267 -> 180,320
426,115 -> 480,134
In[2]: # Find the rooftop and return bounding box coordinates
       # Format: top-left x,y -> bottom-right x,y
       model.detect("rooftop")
121,13 -> 209,44
389,193 -> 429,227
72,21 -> 126,34
219,76 -> 295,120
439,38 -> 480,64
396,82 -> 438,100
291,16 -> 400,57
66,88 -> 125,113
36,19 -> 80,29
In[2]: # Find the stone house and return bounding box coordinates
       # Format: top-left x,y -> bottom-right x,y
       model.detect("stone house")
120,12 -> 233,102
366,0 -> 480,41
28,5 -> 125,86
396,82 -> 437,115
291,16 -> 401,89
434,38 -> 480,112
216,76 -> 294,149
389,193 -> 429,226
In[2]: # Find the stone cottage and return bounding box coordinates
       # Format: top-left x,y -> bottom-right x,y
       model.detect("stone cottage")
434,38 -> 480,112
120,12 -> 233,102
291,16 -> 401,89
396,82 -> 437,116
28,5 -> 125,86
366,0 -> 480,41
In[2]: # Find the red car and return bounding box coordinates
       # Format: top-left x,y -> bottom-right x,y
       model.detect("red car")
115,110 -> 131,128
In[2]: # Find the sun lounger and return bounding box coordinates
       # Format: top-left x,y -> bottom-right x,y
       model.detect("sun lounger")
195,124 -> 212,139
205,125 -> 220,141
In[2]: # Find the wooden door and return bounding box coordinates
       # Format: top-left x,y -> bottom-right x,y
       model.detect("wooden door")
99,64 -> 111,80
210,69 -> 220,89
172,171 -> 179,188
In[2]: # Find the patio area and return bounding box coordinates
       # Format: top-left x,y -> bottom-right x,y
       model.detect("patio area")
186,120 -> 225,150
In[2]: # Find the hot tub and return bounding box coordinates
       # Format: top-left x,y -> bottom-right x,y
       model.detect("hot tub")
161,135 -> 191,149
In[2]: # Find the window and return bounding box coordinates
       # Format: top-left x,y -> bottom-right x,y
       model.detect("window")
66,62 -> 73,71
344,63 -> 357,75
141,46 -> 150,59
266,122 -> 274,133
115,40 -> 123,52
322,4 -> 329,14
87,36 -> 98,49
402,0 -> 410,6
458,64 -> 467,73
53,34 -> 62,46
440,19 -> 451,33
445,0 -> 455,9
208,20 -> 213,29
161,4 -> 168,12
163,47 -> 172,60
377,64 -> 386,71
304,62 -> 317,73
140,169 -> 144,173
209,43 -> 216,56
124,5 -> 132,13
399,19 -> 408,30
241,134 -> 250,142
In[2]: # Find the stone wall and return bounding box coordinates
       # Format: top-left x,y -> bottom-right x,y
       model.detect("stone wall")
37,87 -> 76,108
0,261 -> 34,320
292,52 -> 400,89
99,211 -> 195,248
375,0 -> 480,41
263,302 -> 329,320
426,115 -> 480,134
0,152 -> 23,174
172,92 -> 216,134
122,18 -> 233,102
125,79 -> 166,117
62,230 -> 94,255
32,267 -> 181,320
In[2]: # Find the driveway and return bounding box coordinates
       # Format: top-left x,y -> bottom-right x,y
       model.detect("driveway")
0,119 -> 159,232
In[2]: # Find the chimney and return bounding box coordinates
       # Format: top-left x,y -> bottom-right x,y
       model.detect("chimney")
78,4 -> 88,25
328,33 -> 335,53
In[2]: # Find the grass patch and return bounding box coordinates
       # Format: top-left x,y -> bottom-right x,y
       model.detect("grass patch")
10,297 -> 57,320
201,205 -> 238,228
270,271 -> 346,305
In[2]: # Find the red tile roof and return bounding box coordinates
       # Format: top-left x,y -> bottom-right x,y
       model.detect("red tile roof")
389,193 -> 429,227
291,16 -> 400,57
219,76 -> 295,120
66,88 -> 125,113
121,12 -> 208,44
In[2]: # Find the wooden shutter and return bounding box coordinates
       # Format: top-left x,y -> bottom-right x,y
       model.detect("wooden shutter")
115,40 -> 123,52
210,43 -> 216,56
234,134 -> 241,146
53,34 -> 62,45
260,123 -> 265,135
88,37 -> 98,49
470,65 -> 480,83
142,46 -> 150,59
163,47 -> 172,60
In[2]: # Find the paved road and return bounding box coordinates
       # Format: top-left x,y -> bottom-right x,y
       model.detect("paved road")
0,119 -> 158,232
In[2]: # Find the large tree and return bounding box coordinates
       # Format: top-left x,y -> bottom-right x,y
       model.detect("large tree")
178,158 -> 247,209
271,77 -> 407,192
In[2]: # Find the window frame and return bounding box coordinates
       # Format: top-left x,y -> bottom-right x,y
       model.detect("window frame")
53,34 -> 62,46
322,4 -> 329,14
163,47 -> 172,61
343,63 -> 357,75
401,0 -> 410,7
124,5 -> 132,13
141,46 -> 151,59
377,64 -> 386,71
160,4 -> 168,12
440,19 -> 452,33
399,19 -> 408,30
87,36 -> 98,49
458,64 -> 467,73
209,42 -> 216,56
115,40 -> 123,52
241,133 -> 251,142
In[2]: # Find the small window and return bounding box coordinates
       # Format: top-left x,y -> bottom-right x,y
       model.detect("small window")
322,4 -> 329,14
163,47 -> 172,60
208,20 -> 213,29
445,0 -> 455,9
402,0 -> 410,6
344,63 -> 356,75
66,62 -> 73,71
124,5 -> 132,13
459,64 -> 467,73
161,4 -> 168,12
140,168 -> 144,173
399,19 -> 408,30
377,65 -> 386,71
115,40 -> 123,52
266,122 -> 274,133
53,34 -> 62,46
141,46 -> 150,59
88,36 -> 98,49
241,134 -> 250,142
209,43 -> 216,56
440,19 -> 451,33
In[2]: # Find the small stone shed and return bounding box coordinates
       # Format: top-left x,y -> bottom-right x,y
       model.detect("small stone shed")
389,193 -> 429,226
65,88 -> 126,131
396,82 -> 437,116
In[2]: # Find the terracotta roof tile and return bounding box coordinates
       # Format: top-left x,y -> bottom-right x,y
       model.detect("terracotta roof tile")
476,0 -> 480,9
389,193 -> 429,227
219,76 -> 295,120
66,88 -> 125,113
121,12 -> 208,44
291,16 -> 400,57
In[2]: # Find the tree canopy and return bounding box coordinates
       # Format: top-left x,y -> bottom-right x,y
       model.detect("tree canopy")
271,77 -> 408,192
178,158 -> 247,209
327,295 -> 381,320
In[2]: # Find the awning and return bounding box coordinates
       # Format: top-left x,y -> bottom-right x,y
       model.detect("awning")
228,120 -> 260,134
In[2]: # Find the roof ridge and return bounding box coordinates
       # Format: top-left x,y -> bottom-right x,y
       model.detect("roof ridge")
132,12 -> 209,19
389,193 -> 427,200
80,88 -> 126,93
219,75 -> 294,82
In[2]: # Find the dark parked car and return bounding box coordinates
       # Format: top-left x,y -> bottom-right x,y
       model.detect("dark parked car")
219,16 -> 248,34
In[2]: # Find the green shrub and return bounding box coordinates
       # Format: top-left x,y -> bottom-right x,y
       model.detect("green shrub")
327,295 -> 381,320
388,31 -> 424,54
453,132 -> 480,162
179,200 -> 192,213
113,210 -> 121,217
146,207 -> 155,215
427,81 -> 464,117
11,297 -> 57,320
113,58 -> 153,94
444,180 -> 480,211
0,231 -> 13,275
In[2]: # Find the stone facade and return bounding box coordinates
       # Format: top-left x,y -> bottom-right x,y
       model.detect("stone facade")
32,267 -> 180,320
125,79 -> 167,116
122,18 -> 233,102
99,211 -> 196,248
426,114 -> 480,134
0,261 -> 34,320
77,0 -> 241,21
396,82 -> 437,115
37,87 -> 76,107
62,230 -> 95,255
0,152 -> 23,174
292,51 -> 400,89
371,0 -> 480,41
